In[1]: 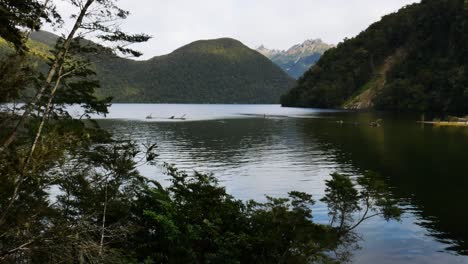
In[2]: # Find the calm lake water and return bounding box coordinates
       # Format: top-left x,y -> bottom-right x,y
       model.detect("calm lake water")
90,104 -> 468,264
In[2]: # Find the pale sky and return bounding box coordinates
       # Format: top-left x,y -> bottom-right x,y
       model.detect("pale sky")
49,0 -> 420,59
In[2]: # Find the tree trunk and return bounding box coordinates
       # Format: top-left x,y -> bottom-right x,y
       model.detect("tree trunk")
99,181 -> 109,256
0,0 -> 95,152
0,64 -> 65,226
0,0 -> 96,225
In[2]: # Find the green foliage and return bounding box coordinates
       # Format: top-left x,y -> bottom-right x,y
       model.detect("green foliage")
0,119 -> 402,263
129,167 -> 339,264
0,2 -> 403,263
1,30 -> 295,105
0,33 -> 54,103
3,32 -> 296,104
0,0 -> 59,52
321,173 -> 360,231
49,48 -> 112,118
92,38 -> 296,104
0,54 -> 35,102
0,120 -> 110,262
321,172 -> 401,235
126,167 -> 402,264
282,0 -> 468,113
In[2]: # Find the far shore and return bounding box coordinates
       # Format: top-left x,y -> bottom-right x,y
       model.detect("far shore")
419,121 -> 468,127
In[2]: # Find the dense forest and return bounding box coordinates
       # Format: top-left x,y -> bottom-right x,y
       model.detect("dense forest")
96,37 -> 296,104
281,0 -> 468,113
0,31 -> 295,104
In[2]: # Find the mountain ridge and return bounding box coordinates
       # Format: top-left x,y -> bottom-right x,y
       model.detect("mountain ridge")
257,39 -> 333,79
9,31 -> 296,104
281,0 -> 468,113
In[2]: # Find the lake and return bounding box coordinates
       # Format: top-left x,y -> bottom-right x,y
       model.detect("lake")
90,104 -> 468,264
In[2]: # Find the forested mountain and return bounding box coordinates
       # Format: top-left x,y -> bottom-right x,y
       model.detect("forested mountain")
257,39 -> 332,79
2,31 -> 296,104
30,30 -> 60,47
281,0 -> 468,113
93,38 -> 295,103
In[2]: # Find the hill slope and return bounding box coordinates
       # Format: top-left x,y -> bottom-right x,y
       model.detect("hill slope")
281,0 -> 468,113
92,38 -> 295,103
3,32 -> 296,104
257,39 -> 332,79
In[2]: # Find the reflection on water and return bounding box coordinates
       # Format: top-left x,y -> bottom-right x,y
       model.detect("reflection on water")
97,104 -> 468,264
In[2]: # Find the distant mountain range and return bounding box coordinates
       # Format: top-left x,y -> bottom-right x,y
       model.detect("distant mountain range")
1,31 -> 296,104
257,39 -> 333,79
281,0 -> 468,113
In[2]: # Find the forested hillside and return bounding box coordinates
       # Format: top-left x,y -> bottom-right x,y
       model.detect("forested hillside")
281,0 -> 468,113
1,32 -> 295,104
93,38 -> 296,103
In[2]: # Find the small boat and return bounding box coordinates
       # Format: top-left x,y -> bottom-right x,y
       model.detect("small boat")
169,114 -> 186,120
146,114 -> 187,120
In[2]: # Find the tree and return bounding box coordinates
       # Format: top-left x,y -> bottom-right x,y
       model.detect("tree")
0,1 -> 150,260
0,0 -> 58,52
0,2 -> 404,263
281,0 -> 468,114
0,0 -> 150,227
0,0 -> 60,103
129,168 -> 402,264
0,0 -> 150,151
321,172 -> 401,236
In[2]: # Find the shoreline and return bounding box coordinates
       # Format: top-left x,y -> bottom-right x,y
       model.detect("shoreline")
419,121 -> 468,127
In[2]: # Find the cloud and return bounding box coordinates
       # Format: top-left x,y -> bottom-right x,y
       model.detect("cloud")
49,0 -> 420,59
